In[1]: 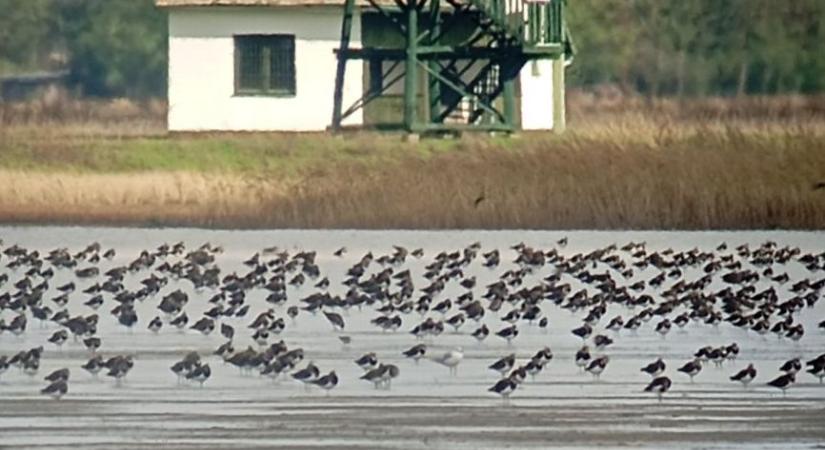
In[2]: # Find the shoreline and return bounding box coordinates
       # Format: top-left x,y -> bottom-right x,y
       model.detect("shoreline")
3,394 -> 824,448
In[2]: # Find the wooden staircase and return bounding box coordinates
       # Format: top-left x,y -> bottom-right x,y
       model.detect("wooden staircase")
464,0 -> 569,47
332,0 -> 572,133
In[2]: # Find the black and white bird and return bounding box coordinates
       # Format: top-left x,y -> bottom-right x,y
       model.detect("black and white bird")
644,376 -> 672,402
572,323 -> 593,341
45,368 -> 70,383
372,315 -> 402,332
446,313 -> 465,332
767,372 -> 795,395
538,317 -> 549,330
501,309 -> 520,324
725,343 -> 740,360
81,355 -> 104,376
606,316 -> 624,332
0,356 -> 9,378
171,356 -> 199,383
496,325 -> 518,344
678,358 -> 703,382
355,353 -> 379,371
361,364 -> 399,389
786,324 -> 804,341
220,323 -> 234,341
730,363 -> 757,387
287,306 -> 299,321
575,345 -> 591,370
323,311 -> 345,331
489,353 -> 516,375
252,328 -> 270,346
524,358 -> 545,379
185,363 -> 211,386
533,347 -> 554,364
655,319 -> 671,337
586,355 -> 609,379
118,308 -> 138,329
170,312 -> 189,330
488,377 -> 518,401
292,363 -> 320,385
83,337 -> 101,353
105,355 -> 134,382
84,295 -> 104,310
310,370 -> 338,394
190,317 -> 215,336
48,330 -> 69,348
780,358 -> 802,374
268,318 -> 286,334
708,347 -> 727,367
402,344 -> 426,363
23,358 -> 40,376
148,316 -> 163,333
641,358 -> 666,377
214,341 -> 235,360
593,334 -> 613,350
471,324 -> 489,342
807,361 -> 825,383
41,379 -> 68,400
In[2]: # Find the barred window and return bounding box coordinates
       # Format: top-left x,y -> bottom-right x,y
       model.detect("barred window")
235,35 -> 296,96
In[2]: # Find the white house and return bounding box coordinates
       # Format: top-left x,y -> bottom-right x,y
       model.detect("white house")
156,0 -> 568,132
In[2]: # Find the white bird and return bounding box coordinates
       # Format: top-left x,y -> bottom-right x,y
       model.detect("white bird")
430,348 -> 463,376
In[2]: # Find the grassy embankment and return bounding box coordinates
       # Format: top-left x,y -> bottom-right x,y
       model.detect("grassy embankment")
1,95 -> 824,229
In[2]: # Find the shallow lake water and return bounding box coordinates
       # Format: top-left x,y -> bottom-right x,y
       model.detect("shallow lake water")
0,227 -> 824,449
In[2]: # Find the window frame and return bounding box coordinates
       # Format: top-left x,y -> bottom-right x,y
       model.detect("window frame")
233,34 -> 297,98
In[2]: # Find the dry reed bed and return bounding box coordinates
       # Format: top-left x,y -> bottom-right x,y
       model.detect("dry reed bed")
1,125 -> 823,230
1,96 -> 824,229
0,171 -> 287,228
263,128 -> 825,229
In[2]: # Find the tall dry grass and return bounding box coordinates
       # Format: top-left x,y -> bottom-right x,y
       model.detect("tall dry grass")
1,95 -> 824,229
0,171 -> 288,228
0,171 -> 294,228
0,92 -> 166,137
262,127 -> 825,229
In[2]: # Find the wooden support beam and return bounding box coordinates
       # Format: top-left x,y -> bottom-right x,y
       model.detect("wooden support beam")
331,0 -> 356,130
427,0 -> 442,124
552,57 -> 565,133
335,44 -> 562,60
404,2 -> 419,132
501,58 -> 517,129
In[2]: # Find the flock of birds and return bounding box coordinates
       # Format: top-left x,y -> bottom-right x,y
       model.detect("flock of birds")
0,236 -> 824,404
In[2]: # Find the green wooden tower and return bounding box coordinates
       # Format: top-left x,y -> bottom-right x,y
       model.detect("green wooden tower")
331,0 -> 573,133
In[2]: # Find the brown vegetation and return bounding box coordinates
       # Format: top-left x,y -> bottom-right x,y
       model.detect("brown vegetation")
266,128 -> 825,230
1,95 -> 824,229
0,92 -> 166,136
0,171 -> 285,228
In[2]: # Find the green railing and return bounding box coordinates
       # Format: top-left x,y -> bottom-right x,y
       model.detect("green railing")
467,0 -> 566,47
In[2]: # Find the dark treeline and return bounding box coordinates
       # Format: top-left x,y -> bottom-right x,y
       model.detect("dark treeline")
567,0 -> 825,96
0,0 -> 165,98
0,0 -> 823,98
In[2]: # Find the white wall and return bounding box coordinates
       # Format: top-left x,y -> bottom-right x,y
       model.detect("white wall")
519,59 -> 555,131
168,7 -> 363,132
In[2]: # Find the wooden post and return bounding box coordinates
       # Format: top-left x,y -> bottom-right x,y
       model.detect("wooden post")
427,0 -> 441,125
404,1 -> 419,133
552,56 -> 565,133
501,59 -> 517,130
331,0 -> 356,131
